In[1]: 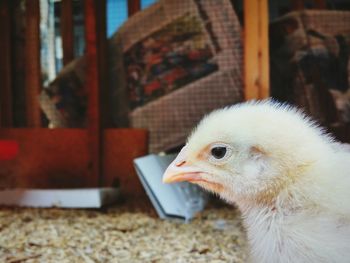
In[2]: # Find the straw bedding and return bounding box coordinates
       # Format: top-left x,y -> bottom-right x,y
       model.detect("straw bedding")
0,205 -> 247,262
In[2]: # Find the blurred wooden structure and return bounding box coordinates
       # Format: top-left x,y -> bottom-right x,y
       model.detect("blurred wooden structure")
0,0 -> 148,197
0,0 -> 272,195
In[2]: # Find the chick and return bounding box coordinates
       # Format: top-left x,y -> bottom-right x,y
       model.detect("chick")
163,100 -> 350,263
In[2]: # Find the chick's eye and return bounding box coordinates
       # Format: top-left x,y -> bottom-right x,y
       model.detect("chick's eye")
211,146 -> 227,159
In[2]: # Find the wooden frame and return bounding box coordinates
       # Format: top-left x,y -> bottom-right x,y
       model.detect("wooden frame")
0,0 -> 13,127
244,0 -> 270,100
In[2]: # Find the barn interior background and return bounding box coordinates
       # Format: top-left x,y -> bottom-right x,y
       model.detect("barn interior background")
0,0 -> 350,261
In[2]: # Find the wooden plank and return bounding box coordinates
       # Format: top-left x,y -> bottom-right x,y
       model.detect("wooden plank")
0,128 -> 148,195
0,0 -> 13,127
244,0 -> 270,100
128,0 -> 141,17
61,0 -> 74,65
25,0 -> 41,127
0,129 -> 90,188
103,129 -> 148,196
84,0 -> 102,186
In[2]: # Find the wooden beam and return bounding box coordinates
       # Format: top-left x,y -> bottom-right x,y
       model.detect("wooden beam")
84,0 -> 102,186
128,0 -> 141,17
61,0 -> 74,65
0,128 -> 147,193
244,0 -> 270,100
25,0 -> 41,127
0,0 -> 13,127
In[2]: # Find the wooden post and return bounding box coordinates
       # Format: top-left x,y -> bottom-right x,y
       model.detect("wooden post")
291,0 -> 305,11
128,0 -> 141,17
25,0 -> 41,127
61,0 -> 74,66
0,0 -> 13,127
96,0 -> 111,128
244,0 -> 270,100
84,0 -> 103,186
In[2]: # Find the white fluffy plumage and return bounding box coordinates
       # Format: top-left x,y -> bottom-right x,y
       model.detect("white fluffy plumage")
163,100 -> 350,263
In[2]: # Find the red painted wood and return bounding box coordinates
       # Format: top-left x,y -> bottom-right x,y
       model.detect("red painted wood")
0,128 -> 147,192
0,129 -> 90,188
84,0 -> 102,186
0,140 -> 19,160
103,129 -> 148,196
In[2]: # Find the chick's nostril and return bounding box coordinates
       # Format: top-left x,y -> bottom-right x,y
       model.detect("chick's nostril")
176,160 -> 186,167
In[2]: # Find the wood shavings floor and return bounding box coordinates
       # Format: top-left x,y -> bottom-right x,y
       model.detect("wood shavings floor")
0,204 -> 248,262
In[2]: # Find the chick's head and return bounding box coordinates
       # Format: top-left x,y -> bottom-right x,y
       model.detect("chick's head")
163,100 -> 334,205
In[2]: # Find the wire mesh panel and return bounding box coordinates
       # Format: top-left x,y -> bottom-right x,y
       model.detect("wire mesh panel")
270,10 -> 350,142
110,0 -> 243,153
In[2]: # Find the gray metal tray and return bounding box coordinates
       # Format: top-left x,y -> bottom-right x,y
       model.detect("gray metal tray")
134,154 -> 207,221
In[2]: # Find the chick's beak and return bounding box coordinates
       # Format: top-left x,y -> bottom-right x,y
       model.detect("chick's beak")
163,146 -> 203,184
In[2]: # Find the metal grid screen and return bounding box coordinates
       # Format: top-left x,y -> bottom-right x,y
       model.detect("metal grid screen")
110,0 -> 243,153
270,10 -> 350,142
